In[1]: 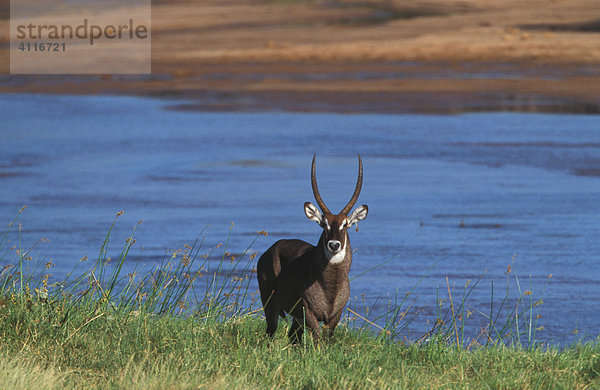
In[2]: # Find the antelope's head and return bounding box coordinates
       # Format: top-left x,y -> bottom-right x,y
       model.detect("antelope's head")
304,155 -> 368,263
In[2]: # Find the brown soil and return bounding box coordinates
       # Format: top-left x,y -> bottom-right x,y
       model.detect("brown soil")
1,0 -> 599,113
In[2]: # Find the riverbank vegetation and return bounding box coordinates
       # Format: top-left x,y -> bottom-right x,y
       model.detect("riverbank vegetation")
0,210 -> 598,389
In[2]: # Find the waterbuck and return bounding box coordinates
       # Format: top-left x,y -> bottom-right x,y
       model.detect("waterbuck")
256,155 -> 368,343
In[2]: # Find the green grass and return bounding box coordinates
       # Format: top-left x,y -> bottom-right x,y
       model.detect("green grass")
0,299 -> 598,389
0,209 -> 599,389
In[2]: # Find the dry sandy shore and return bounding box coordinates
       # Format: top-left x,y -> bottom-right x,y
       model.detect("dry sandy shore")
1,0 -> 599,113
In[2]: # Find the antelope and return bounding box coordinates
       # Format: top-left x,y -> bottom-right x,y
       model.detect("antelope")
257,154 -> 368,343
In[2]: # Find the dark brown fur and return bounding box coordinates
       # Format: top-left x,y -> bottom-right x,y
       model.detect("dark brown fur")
257,230 -> 352,343
256,155 -> 367,343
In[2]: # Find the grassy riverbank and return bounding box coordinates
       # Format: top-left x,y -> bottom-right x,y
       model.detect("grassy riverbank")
0,298 -> 598,389
0,210 -> 598,389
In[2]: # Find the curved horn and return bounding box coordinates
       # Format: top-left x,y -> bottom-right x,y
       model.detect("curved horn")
341,154 -> 363,215
311,154 -> 330,214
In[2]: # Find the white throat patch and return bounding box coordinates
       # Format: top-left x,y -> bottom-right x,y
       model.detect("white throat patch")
324,244 -> 347,264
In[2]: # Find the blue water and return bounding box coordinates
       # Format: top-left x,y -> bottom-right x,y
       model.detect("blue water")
1,93 -> 599,344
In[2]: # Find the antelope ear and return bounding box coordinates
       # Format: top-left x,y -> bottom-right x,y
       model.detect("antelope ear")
348,205 -> 368,227
304,202 -> 323,225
